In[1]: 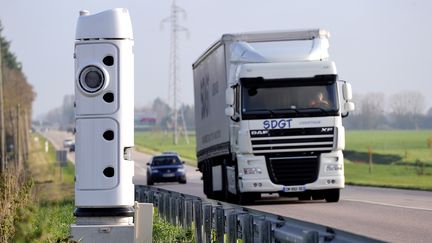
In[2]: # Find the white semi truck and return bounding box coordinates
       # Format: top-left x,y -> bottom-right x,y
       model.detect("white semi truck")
192,29 -> 354,204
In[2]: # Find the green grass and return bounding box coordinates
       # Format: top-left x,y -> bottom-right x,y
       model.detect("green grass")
13,199 -> 74,243
346,130 -> 432,165
11,134 -> 76,242
345,130 -> 432,190
135,131 -> 197,162
152,210 -> 194,243
345,162 -> 432,190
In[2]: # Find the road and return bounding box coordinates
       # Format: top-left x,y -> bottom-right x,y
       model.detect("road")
44,130 -> 432,243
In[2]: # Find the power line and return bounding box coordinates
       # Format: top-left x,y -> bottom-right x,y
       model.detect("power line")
161,0 -> 189,145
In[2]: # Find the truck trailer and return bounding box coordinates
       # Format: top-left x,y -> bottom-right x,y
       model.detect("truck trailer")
192,29 -> 354,204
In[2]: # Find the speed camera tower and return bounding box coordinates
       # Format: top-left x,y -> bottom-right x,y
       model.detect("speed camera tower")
71,8 -> 135,242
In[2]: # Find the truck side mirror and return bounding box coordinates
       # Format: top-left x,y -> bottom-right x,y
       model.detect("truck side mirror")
342,82 -> 353,101
225,88 -> 234,106
344,101 -> 355,112
225,107 -> 235,117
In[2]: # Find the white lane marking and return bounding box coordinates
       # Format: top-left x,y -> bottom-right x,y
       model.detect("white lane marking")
343,198 -> 432,211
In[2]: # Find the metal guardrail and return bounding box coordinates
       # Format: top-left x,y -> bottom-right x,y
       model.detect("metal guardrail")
135,185 -> 383,243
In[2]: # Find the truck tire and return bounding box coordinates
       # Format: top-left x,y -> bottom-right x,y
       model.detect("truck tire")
202,161 -> 213,198
325,189 -> 340,203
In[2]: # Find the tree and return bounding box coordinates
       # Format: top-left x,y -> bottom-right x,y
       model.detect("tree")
358,92 -> 386,129
389,91 -> 425,129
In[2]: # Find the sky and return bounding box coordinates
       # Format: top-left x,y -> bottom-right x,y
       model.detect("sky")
0,0 -> 431,118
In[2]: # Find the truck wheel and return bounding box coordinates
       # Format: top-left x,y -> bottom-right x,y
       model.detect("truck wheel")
298,194 -> 311,201
147,177 -> 153,186
237,192 -> 260,205
325,189 -> 340,203
202,162 -> 213,198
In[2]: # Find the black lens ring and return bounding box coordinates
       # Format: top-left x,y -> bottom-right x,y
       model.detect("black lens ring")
79,65 -> 105,94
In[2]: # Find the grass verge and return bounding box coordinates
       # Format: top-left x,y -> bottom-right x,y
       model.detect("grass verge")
152,210 -> 195,243
11,133 -> 75,242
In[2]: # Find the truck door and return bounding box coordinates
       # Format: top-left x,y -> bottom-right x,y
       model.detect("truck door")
230,85 -> 241,152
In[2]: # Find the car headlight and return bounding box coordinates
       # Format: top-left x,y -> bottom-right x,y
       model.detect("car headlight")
151,169 -> 159,173
177,168 -> 185,173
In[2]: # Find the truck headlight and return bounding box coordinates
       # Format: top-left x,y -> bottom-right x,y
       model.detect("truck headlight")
325,164 -> 343,172
244,167 -> 262,175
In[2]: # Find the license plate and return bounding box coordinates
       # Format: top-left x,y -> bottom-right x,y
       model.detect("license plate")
283,186 -> 306,192
163,173 -> 175,178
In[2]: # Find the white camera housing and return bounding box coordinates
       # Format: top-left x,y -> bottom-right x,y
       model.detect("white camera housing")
74,9 -> 134,210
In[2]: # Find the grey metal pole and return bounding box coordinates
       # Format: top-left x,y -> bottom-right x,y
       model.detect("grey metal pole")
215,206 -> 225,243
203,204 -> 212,243
241,214 -> 254,243
227,212 -> 238,243
194,200 -> 203,243
185,199 -> 193,229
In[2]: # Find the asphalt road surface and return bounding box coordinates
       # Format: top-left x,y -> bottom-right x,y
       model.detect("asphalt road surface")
44,130 -> 432,243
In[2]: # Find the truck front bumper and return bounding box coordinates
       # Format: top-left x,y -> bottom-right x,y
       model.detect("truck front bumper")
237,151 -> 345,193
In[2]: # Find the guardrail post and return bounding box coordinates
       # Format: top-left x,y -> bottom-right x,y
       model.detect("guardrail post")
170,196 -> 176,225
185,199 -> 193,229
215,206 -> 225,243
164,193 -> 170,221
241,214 -> 254,243
274,225 -> 319,243
227,212 -> 238,243
157,192 -> 163,218
194,200 -> 203,243
203,204 -> 213,243
149,190 -> 154,204
257,219 -> 272,243
177,197 -> 183,227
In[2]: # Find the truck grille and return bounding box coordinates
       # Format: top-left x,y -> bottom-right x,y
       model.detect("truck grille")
250,127 -> 335,154
250,127 -> 335,186
266,156 -> 319,186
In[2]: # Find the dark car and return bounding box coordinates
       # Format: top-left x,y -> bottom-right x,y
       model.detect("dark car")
146,154 -> 187,185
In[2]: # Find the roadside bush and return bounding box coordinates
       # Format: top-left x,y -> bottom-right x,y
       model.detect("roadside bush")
0,168 -> 33,243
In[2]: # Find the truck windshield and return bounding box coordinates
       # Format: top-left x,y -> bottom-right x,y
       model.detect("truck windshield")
241,76 -> 339,119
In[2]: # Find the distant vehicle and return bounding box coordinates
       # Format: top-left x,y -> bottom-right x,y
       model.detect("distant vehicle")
63,139 -> 74,148
146,154 -> 187,185
69,143 -> 75,152
66,127 -> 75,134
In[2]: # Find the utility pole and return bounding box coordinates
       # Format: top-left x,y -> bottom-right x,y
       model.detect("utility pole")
0,37 -> 5,173
16,104 -> 21,170
161,0 -> 189,145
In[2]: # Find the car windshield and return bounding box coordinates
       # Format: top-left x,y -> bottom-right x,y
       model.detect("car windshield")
241,76 -> 339,118
152,156 -> 181,166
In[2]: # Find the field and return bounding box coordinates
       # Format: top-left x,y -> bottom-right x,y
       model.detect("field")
135,131 -> 196,161
135,130 -> 432,190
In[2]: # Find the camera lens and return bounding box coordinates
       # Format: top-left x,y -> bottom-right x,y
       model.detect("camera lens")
79,66 -> 105,93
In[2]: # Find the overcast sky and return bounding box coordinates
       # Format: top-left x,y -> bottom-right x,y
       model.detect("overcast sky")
0,0 -> 431,118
